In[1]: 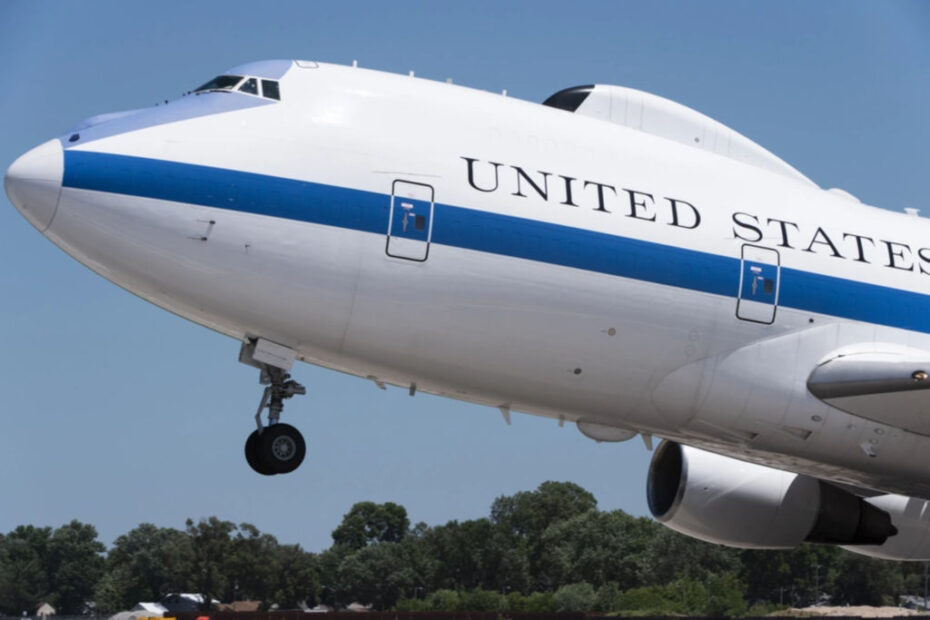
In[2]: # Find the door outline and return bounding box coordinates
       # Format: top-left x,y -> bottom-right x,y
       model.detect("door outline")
736,244 -> 780,324
386,180 -> 434,262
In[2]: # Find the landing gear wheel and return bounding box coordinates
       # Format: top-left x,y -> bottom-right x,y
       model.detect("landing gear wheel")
258,423 -> 306,474
245,430 -> 276,476
240,340 -> 309,475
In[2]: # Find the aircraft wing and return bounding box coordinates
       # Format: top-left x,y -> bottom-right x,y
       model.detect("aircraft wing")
808,350 -> 930,437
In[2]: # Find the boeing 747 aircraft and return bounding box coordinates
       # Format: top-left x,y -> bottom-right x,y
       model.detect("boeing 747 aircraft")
7,59 -> 930,560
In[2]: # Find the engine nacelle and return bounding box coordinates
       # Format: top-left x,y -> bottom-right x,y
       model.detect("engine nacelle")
647,441 -> 897,549
844,494 -> 930,560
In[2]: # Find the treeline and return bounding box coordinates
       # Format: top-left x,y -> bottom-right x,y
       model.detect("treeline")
0,482 -> 925,616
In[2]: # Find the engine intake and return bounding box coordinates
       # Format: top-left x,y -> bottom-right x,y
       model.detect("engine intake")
647,441 -> 897,549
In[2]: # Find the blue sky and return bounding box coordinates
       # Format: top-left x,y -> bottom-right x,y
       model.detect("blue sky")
1,1 -> 928,553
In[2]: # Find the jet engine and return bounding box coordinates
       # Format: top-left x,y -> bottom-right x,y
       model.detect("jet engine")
843,494 -> 930,560
647,441 -> 897,549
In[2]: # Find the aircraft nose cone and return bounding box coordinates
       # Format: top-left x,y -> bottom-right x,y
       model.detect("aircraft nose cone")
4,139 -> 64,232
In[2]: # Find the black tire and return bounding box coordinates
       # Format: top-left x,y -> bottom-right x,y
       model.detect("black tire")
245,429 -> 276,476
258,423 -> 306,474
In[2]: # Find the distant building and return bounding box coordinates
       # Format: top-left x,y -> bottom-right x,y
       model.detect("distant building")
306,604 -> 331,614
160,594 -> 220,613
216,601 -> 261,613
131,602 -> 167,616
110,610 -> 154,620
899,595 -> 928,610
36,603 -> 55,618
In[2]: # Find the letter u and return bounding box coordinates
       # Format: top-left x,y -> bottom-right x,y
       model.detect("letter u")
462,157 -> 502,193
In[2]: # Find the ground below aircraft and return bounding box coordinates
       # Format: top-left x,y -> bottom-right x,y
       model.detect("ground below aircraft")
7,59 -> 930,560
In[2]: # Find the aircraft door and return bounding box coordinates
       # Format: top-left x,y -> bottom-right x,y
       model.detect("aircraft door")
736,244 -> 780,324
386,180 -> 434,261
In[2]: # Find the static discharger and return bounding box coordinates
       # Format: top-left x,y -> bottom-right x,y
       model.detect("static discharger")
499,404 -> 512,425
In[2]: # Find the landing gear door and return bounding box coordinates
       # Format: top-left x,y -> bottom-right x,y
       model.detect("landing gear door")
737,244 -> 780,324
386,180 -> 434,262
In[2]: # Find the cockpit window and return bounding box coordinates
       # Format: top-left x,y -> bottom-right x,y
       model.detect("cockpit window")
238,78 -> 259,95
193,74 -> 281,101
542,85 -> 594,112
261,80 -> 280,101
194,75 -> 244,93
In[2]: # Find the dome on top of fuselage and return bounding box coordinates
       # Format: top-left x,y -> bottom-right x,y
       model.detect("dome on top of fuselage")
544,83 -> 816,188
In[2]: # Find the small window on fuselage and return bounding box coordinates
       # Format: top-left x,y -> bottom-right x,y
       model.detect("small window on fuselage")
262,80 -> 280,101
238,78 -> 259,95
194,75 -> 243,93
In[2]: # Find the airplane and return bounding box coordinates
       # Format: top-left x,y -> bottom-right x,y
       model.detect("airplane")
7,59 -> 930,561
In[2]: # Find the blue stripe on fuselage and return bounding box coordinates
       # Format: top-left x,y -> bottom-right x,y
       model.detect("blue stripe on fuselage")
61,150 -> 928,334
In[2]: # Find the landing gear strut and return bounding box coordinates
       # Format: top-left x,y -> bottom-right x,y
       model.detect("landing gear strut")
240,339 -> 307,475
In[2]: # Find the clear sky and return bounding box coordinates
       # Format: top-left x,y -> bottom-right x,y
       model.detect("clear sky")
1,1 -> 928,553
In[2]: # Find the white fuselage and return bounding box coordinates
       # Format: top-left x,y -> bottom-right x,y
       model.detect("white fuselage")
11,60 -> 930,498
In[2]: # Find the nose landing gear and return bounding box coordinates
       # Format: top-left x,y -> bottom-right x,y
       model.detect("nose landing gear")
240,339 -> 307,476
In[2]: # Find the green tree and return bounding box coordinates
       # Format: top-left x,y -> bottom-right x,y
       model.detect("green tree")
504,591 -> 554,612
317,544 -> 352,608
553,582 -> 596,612
271,544 -> 319,609
616,583 -> 681,614
97,524 -> 191,613
331,502 -> 409,550
392,597 -> 430,612
741,544 -> 848,607
644,527 -> 742,585
832,553 -> 903,606
594,582 -> 621,612
0,526 -> 52,615
706,572 -> 747,617
420,589 -> 461,611
47,520 -> 106,614
537,510 -> 656,590
225,523 -> 278,603
184,517 -> 236,609
457,589 -> 503,611
490,481 -> 597,590
783,543 -> 843,606
337,541 -> 420,609
422,518 -> 527,592
93,572 -> 122,616
616,579 -> 704,615
491,481 -> 597,540
740,548 -> 795,605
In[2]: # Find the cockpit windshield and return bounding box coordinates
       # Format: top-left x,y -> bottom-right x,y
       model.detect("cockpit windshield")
238,78 -> 259,95
194,75 -> 244,93
193,74 -> 282,101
